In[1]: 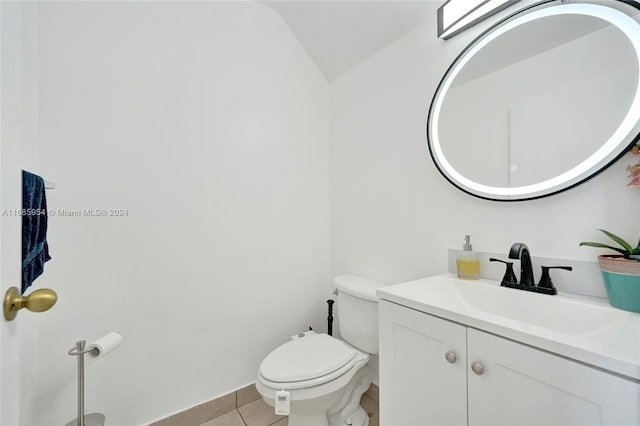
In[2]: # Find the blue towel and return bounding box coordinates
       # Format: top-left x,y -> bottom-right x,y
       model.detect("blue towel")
22,170 -> 51,293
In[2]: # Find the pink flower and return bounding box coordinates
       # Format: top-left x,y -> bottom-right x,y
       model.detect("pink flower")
628,160 -> 640,187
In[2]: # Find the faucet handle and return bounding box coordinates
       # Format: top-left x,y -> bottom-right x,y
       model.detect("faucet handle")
489,258 -> 518,287
538,266 -> 573,295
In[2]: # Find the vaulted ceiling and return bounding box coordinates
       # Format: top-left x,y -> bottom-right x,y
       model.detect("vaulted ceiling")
262,1 -> 439,82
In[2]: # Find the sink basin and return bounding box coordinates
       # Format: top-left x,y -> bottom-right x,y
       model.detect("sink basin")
380,274 -> 629,337
377,273 -> 640,380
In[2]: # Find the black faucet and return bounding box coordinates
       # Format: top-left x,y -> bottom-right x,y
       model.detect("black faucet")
490,243 -> 572,296
508,243 -> 534,286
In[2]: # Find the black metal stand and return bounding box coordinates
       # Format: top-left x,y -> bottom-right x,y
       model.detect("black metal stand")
327,299 -> 335,336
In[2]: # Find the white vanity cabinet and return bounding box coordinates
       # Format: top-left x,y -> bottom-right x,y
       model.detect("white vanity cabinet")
379,300 -> 467,425
380,300 -> 640,426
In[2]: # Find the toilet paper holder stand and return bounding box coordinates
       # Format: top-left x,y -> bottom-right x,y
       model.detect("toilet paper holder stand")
65,341 -> 106,426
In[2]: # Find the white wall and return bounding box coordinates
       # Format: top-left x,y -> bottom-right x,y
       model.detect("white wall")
29,2 -> 330,425
16,1 -> 640,424
331,4 -> 640,383
330,5 -> 640,291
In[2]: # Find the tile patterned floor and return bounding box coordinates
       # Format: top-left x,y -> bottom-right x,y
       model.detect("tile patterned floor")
199,384 -> 379,426
152,383 -> 379,426
199,398 -> 287,426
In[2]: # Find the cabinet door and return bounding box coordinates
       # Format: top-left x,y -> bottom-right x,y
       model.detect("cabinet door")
468,329 -> 640,426
379,301 -> 467,426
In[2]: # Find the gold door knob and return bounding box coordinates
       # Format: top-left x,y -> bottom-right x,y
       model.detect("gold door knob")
4,287 -> 57,321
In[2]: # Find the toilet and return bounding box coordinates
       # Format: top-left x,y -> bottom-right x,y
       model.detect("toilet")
256,275 -> 385,426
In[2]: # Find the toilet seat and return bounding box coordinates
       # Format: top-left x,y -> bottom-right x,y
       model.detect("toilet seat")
258,334 -> 358,390
259,357 -> 358,390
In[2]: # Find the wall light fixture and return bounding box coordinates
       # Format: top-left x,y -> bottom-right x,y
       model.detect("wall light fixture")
438,0 -> 520,39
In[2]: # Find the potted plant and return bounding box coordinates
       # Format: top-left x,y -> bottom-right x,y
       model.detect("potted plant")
580,229 -> 640,312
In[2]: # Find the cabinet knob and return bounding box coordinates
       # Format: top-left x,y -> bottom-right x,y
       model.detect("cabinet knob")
471,361 -> 485,375
445,351 -> 457,364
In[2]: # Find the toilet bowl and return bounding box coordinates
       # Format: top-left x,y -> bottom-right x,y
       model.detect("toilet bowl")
256,275 -> 386,426
256,333 -> 371,426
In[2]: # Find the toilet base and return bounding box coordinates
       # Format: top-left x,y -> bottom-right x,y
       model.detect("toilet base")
328,406 -> 369,426
271,365 -> 372,426
288,404 -> 369,426
327,365 -> 371,426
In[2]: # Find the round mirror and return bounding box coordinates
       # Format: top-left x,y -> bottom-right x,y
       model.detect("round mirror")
427,1 -> 640,201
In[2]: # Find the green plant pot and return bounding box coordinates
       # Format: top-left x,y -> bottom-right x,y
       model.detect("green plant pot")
601,270 -> 640,313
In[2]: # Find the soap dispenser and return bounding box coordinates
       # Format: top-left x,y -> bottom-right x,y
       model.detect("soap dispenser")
456,235 -> 480,280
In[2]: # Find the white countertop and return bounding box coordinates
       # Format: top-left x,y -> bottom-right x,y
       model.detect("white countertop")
377,273 -> 640,381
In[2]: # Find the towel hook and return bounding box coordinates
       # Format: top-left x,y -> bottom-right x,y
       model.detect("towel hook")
3,286 -> 57,321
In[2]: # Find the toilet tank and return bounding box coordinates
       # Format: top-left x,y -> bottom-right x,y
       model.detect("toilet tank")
333,275 -> 386,354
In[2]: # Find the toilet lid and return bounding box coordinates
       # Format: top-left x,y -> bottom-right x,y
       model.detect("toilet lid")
259,334 -> 356,383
